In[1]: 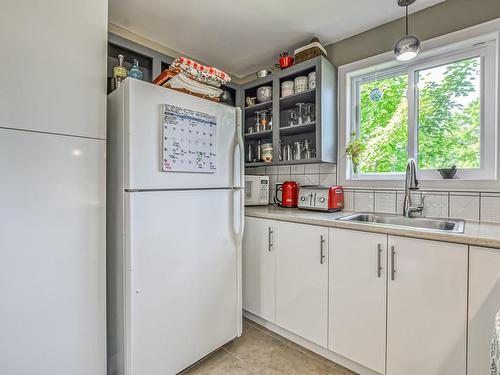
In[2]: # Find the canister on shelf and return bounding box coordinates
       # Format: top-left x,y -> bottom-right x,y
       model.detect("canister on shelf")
308,71 -> 316,89
293,141 -> 304,160
282,144 -> 292,161
294,76 -> 309,93
281,80 -> 295,98
261,143 -> 273,162
246,143 -> 254,162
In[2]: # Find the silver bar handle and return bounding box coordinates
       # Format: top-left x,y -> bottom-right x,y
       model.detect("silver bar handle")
391,246 -> 396,281
236,108 -> 244,189
231,107 -> 244,189
320,235 -> 326,264
268,227 -> 273,252
377,244 -> 382,278
238,189 -> 244,245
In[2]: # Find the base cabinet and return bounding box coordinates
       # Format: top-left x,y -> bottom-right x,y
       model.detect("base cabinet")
275,221 -> 329,347
329,228 -> 387,374
242,217 -> 276,322
243,216 -> 492,375
468,246 -> 500,375
386,236 -> 468,375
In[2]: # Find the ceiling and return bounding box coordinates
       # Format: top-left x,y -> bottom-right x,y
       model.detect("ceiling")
109,0 -> 444,78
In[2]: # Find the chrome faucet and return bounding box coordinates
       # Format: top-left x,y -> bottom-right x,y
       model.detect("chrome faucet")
403,159 -> 424,217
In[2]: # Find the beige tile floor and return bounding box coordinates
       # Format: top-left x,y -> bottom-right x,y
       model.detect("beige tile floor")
180,318 -> 359,375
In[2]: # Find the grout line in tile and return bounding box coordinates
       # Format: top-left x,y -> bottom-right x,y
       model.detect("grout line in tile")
237,323 -> 359,374
243,318 -> 255,327
250,323 -> 291,345
372,189 -> 376,212
179,348 -> 225,374
285,341 -> 338,370
479,192 -> 482,221
221,347 -> 260,372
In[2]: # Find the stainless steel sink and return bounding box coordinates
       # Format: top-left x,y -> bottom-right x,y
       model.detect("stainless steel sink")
337,212 -> 465,233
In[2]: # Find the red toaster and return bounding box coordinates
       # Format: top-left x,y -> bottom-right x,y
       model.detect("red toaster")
297,185 -> 344,212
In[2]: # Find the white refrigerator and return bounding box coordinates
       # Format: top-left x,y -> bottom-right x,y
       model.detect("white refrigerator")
107,79 -> 244,375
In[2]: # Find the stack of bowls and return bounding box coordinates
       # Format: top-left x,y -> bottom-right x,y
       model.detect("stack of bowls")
281,81 -> 294,98
308,72 -> 316,89
260,143 -> 273,162
256,86 -> 272,103
294,76 -> 308,93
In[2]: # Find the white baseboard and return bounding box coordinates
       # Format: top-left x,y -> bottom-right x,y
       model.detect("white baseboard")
243,310 -> 382,375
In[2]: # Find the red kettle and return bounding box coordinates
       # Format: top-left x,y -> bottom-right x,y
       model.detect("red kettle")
275,181 -> 299,208
276,52 -> 294,70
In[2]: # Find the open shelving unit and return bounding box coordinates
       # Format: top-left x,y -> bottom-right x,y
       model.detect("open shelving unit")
107,34 -> 336,166
241,56 -> 337,167
107,32 -> 241,106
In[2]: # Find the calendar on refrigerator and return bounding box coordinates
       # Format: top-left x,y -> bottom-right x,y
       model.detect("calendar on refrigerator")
161,104 -> 217,173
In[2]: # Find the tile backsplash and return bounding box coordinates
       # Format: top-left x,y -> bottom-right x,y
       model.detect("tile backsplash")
246,163 -> 500,224
246,163 -> 337,206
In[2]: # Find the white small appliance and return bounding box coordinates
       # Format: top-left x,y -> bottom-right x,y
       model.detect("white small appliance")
245,175 -> 270,205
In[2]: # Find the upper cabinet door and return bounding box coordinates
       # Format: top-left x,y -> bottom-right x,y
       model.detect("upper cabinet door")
242,217 -> 276,323
387,236 -> 468,375
274,221 -> 329,347
329,228 -> 387,374
0,0 -> 107,138
468,246 -> 500,375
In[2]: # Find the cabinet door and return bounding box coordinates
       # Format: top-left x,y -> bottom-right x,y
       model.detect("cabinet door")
468,246 -> 500,375
0,0 -> 106,138
242,217 -> 276,322
387,236 -> 467,375
275,221 -> 329,347
329,228 -> 387,374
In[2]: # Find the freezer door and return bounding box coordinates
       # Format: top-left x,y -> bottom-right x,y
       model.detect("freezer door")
0,129 -> 106,375
126,189 -> 239,374
123,79 -> 241,190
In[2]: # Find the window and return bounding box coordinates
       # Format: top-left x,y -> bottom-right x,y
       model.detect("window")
347,37 -> 496,182
357,71 -> 408,174
416,57 -> 481,170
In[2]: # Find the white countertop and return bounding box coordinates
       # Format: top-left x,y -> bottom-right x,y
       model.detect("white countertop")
245,205 -> 500,249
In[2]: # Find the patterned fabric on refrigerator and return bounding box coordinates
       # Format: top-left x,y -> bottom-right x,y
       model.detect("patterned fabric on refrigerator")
170,57 -> 231,87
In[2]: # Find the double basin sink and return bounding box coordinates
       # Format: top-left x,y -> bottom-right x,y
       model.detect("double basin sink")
337,212 -> 465,233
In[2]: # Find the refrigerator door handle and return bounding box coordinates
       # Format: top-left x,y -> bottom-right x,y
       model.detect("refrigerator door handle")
230,187 -> 245,245
238,188 -> 245,244
230,108 -> 245,245
236,108 -> 245,243
232,108 -> 244,189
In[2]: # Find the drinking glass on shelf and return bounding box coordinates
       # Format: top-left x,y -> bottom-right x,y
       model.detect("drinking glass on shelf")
296,103 -> 307,125
255,112 -> 262,132
305,103 -> 315,123
289,110 -> 298,126
304,105 -> 313,124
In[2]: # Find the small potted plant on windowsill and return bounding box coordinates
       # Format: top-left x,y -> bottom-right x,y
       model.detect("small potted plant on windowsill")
346,131 -> 364,175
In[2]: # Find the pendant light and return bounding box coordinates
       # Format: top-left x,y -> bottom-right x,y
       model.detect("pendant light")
394,0 -> 420,61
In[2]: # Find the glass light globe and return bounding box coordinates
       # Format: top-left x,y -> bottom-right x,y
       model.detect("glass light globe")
394,35 -> 420,61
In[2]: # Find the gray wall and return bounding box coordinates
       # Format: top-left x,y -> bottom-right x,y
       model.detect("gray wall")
326,0 -> 500,66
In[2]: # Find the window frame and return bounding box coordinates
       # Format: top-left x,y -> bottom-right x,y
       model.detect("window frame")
338,21 -> 500,191
351,68 -> 409,180
350,42 -> 494,180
